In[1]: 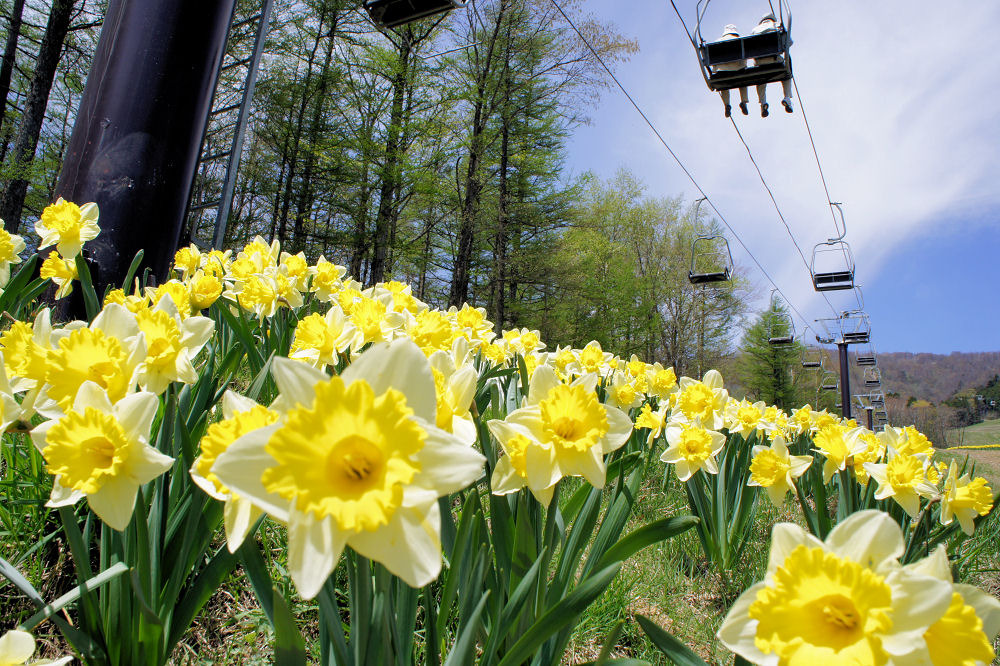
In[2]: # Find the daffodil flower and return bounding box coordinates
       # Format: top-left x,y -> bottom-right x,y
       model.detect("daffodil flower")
725,398 -> 766,439
134,295 -> 214,394
31,382 -> 172,531
190,391 -> 279,550
488,366 -> 632,502
634,401 -> 668,445
661,421 -> 726,481
0,227 -> 26,287
428,350 -> 478,445
940,462 -> 994,535
288,307 -> 356,369
34,197 -> 99,260
813,423 -> 867,483
38,251 -> 77,299
672,370 -> 728,430
903,545 -> 1000,665
211,340 -> 486,598
863,450 -> 939,518
718,510 -> 954,665
0,629 -> 72,665
748,436 -> 812,507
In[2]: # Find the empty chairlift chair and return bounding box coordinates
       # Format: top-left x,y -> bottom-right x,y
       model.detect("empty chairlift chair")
819,369 -> 839,392
694,1 -> 793,95
863,366 -> 882,388
767,308 -> 795,346
856,343 -> 877,367
364,0 -> 467,28
688,234 -> 734,284
801,346 -> 822,368
811,203 -> 855,292
840,310 -> 871,344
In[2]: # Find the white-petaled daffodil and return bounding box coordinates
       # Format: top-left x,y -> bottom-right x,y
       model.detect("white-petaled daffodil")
747,435 -> 812,507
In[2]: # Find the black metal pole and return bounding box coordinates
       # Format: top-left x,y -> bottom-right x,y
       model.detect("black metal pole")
837,341 -> 851,420
55,0 -> 237,292
865,407 -> 873,430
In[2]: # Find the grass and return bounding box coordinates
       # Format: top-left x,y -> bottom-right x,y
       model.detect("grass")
947,417 -> 1000,449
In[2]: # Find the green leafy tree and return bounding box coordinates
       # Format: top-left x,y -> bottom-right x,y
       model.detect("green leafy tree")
735,299 -> 806,409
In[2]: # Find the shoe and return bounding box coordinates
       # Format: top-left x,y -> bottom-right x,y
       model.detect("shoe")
782,97 -> 793,113
761,103 -> 769,118
725,104 -> 731,118
739,101 -> 748,115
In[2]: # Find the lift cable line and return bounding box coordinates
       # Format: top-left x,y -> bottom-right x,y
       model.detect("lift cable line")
727,117 -> 840,319
547,0 -> 812,330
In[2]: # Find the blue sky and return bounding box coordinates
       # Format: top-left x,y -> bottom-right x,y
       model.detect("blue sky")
562,0 -> 1000,354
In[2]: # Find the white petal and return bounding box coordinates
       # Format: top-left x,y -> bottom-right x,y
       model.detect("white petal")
882,570 -> 952,639
955,583 -> 1000,640
72,381 -> 114,413
224,497 -> 263,553
412,420 -> 485,494
0,629 -> 36,663
271,355 -> 327,409
211,424 -> 290,522
115,391 -> 160,441
287,510 -> 344,600
716,582 -> 777,665
825,509 -> 904,570
342,339 -> 436,422
490,457 -> 526,495
88,475 -> 139,530
526,365 -> 561,405
601,405 -> 633,454
766,522 -> 823,578
348,503 -> 442,588
181,315 -> 215,351
222,390 -> 260,419
128,442 -> 175,485
92,303 -> 139,341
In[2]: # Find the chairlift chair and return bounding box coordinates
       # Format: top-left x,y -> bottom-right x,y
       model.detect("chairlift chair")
801,346 -> 822,368
688,234 -> 734,284
364,0 -> 467,28
811,203 -> 855,292
819,369 -> 839,392
694,0 -> 793,94
856,343 -> 877,367
840,310 -> 871,344
863,366 -> 882,388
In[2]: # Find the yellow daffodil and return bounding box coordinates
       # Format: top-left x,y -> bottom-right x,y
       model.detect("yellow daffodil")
661,421 -> 726,481
718,510 -> 954,665
646,363 -> 677,400
348,293 -> 404,349
566,340 -> 613,376
940,462 -> 994,535
0,629 -> 72,665
191,391 -> 280,550
289,308 -> 356,369
605,370 -> 643,411
38,251 -> 77,299
31,383 -> 171,530
748,436 -> 812,507
864,450 -> 939,518
0,352 -> 22,431
405,309 -> 455,356
725,398 -> 765,439
39,304 -> 144,417
904,545 -> 1000,665
134,296 -> 214,394
34,197 -> 99,260
851,429 -> 885,485
813,423 -> 866,483
211,340 -> 485,598
173,244 -> 202,280
428,350 -> 478,445
188,270 -> 223,310
0,227 -> 26,287
672,370 -> 728,430
790,404 -> 815,435
279,251 -> 310,292
448,303 -> 493,346
488,365 -> 632,503
634,402 -> 668,445
311,256 -> 346,301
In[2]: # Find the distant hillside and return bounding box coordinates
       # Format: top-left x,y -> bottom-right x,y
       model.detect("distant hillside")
854,351 -> 1000,404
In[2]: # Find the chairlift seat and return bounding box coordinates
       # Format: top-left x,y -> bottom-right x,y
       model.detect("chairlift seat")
700,30 -> 792,92
812,270 -> 854,291
857,355 -> 876,366
364,0 -> 464,28
688,269 -> 730,284
843,331 -> 870,344
864,379 -> 881,387
801,360 -> 821,368
769,335 -> 794,345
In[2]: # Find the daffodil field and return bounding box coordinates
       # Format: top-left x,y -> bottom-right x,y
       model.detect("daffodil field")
0,200 -> 998,665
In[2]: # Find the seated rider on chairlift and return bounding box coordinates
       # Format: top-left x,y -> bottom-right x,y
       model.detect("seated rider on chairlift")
751,13 -> 793,117
714,24 -> 749,118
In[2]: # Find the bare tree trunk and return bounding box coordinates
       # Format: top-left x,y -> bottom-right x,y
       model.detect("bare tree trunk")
490,104 -> 510,331
0,0 -> 26,140
1,0 -> 76,232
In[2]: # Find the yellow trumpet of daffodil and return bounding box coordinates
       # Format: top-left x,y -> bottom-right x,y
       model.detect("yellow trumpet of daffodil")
34,197 -> 99,260
747,435 -> 812,507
